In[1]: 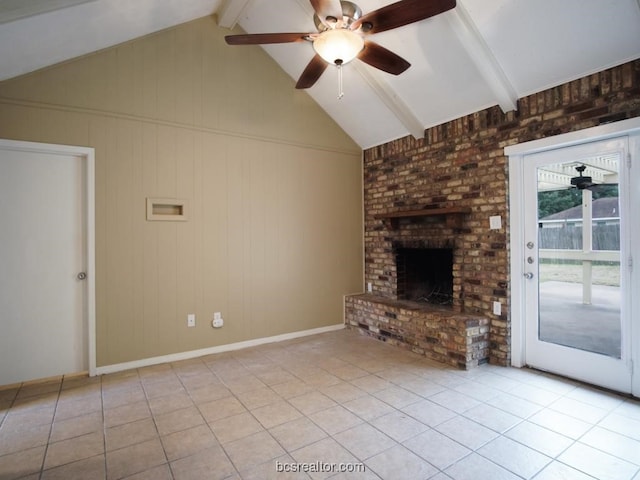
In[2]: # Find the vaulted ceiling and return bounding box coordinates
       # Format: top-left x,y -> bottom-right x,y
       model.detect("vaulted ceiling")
1,0 -> 639,148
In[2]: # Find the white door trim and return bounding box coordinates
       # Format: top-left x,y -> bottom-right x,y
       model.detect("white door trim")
506,117 -> 640,395
0,139 -> 96,377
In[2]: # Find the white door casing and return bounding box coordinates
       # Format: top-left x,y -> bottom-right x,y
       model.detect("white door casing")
507,117 -> 640,397
0,139 -> 95,384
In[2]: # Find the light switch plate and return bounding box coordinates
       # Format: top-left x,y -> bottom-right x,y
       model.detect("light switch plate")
489,215 -> 502,230
493,301 -> 502,316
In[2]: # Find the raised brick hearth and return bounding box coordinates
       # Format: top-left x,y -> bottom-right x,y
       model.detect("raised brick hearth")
345,294 -> 490,369
346,60 -> 640,366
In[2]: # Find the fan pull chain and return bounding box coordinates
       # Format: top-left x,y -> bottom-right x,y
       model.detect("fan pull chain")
337,63 -> 344,99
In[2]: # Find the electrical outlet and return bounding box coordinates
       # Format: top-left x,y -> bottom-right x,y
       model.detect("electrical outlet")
492,301 -> 502,316
367,282 -> 372,293
214,312 -> 221,320
187,314 -> 196,327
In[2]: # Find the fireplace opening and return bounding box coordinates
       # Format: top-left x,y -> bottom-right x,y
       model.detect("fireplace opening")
396,248 -> 453,305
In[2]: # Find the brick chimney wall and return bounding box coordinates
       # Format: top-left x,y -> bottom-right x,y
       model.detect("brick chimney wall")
363,60 -> 640,366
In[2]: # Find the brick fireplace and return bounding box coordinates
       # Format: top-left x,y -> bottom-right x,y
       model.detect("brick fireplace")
345,60 -> 640,368
345,206 -> 492,369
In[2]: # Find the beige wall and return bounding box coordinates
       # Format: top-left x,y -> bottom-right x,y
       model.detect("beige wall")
0,16 -> 363,367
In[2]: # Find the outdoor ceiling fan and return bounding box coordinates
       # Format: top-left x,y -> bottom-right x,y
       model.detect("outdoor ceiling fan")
224,0 -> 456,91
571,165 -> 596,190
570,164 -> 619,193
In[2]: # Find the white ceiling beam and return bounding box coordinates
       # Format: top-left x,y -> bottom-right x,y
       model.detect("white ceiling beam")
447,2 -> 518,112
217,0 -> 253,29
353,62 -> 425,140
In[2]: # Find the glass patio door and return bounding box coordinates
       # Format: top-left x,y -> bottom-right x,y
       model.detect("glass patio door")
523,137 -> 632,393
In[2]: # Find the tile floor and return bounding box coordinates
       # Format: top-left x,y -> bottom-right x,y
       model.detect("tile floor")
1,328 -> 639,480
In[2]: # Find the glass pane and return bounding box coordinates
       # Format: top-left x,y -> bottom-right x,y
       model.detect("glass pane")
536,157 -> 622,358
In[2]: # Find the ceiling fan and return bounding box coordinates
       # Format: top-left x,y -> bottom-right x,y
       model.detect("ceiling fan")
570,164 -> 619,194
224,0 -> 457,90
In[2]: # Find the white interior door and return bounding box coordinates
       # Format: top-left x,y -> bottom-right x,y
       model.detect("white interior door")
522,137 -> 632,393
0,141 -> 93,385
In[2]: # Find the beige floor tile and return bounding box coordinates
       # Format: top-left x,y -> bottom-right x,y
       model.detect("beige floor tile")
254,368 -> 297,386
444,452 -> 520,480
369,410 -> 429,443
548,396 -> 609,424
320,382 -> 366,403
334,423 -> 396,460
41,454 -> 105,480
0,446 -> 46,480
198,396 -> 246,423
400,399 -> 457,427
435,416 -> 498,450
485,392 -> 543,419
101,385 -> 146,410
105,438 -> 166,480
122,463 -> 173,480
371,386 -> 422,408
270,380 -> 315,399
366,444 -> 438,480
269,417 -> 328,452
186,383 -> 232,404
580,426 -> 640,465
103,400 -> 151,428
288,392 -> 337,416
54,395 -> 102,421
223,431 -> 286,473
148,391 -> 194,416
599,412 -> 640,441
142,378 -> 186,400
2,330 -> 637,480
429,389 -> 481,414
235,386 -> 282,410
503,421 -> 574,457
210,411 -> 264,444
50,411 -> 104,443
105,418 -> 158,451
170,445 -> 236,480
290,438 -> 360,480
0,422 -> 51,456
2,404 -> 56,429
43,431 -> 104,470
349,375 -> 392,393
326,364 -> 369,381
533,461 -> 597,480
342,394 -> 395,421
223,375 -> 266,394
403,429 -> 470,470
477,435 -> 551,478
153,406 -> 204,436
309,405 -> 363,436
558,442 -> 638,480
462,403 -> 522,433
252,400 -> 303,429
161,424 -> 219,461
241,454 -> 312,480
528,408 -> 592,439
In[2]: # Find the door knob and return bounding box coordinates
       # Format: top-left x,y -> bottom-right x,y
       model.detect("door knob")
524,272 -> 534,279
77,272 -> 87,280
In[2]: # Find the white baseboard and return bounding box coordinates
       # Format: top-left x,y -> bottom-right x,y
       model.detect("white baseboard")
95,324 -> 345,376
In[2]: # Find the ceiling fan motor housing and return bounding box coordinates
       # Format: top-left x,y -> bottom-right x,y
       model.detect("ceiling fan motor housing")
314,1 -> 363,31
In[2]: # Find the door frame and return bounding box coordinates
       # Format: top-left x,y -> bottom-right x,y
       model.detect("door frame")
506,116 -> 640,396
0,139 -> 96,377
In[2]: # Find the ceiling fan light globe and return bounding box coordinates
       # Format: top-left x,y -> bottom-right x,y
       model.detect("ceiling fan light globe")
313,29 -> 364,65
